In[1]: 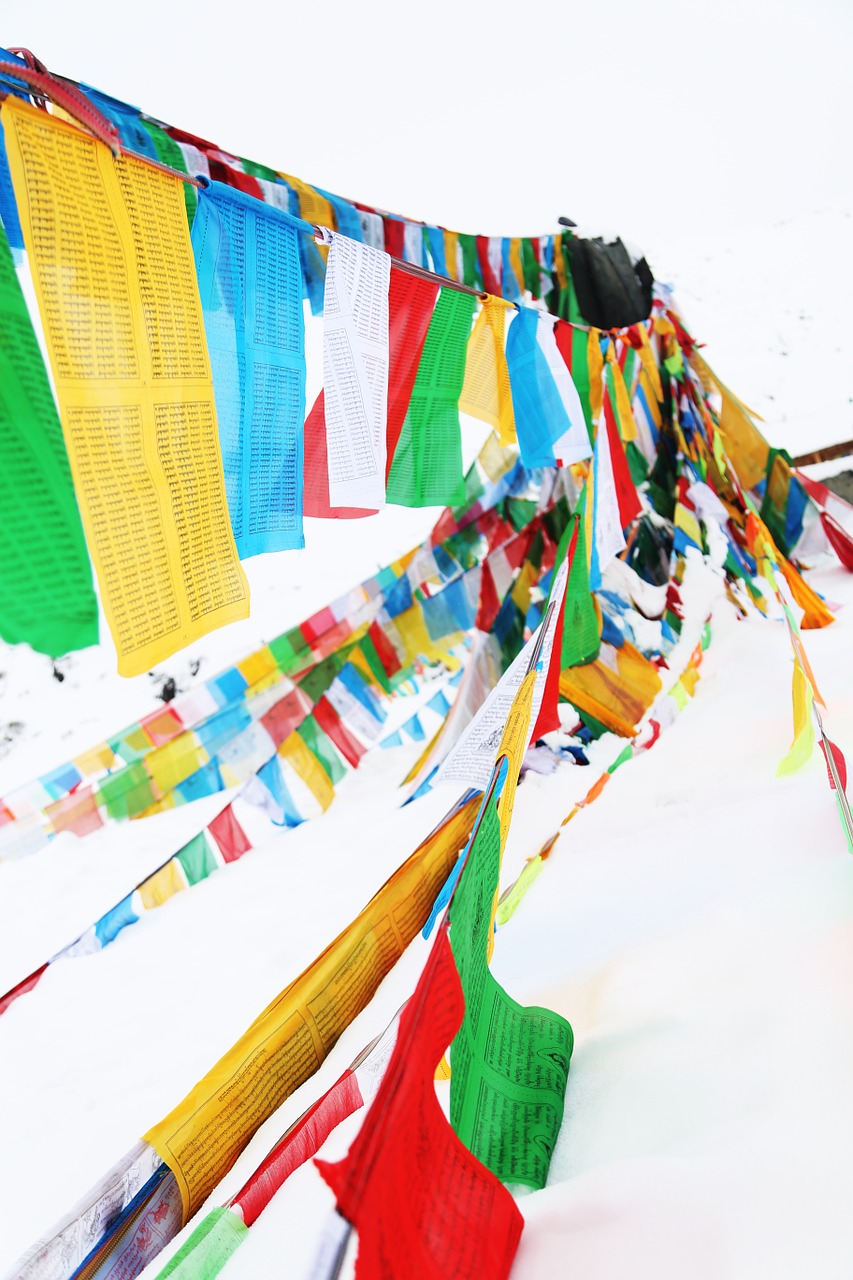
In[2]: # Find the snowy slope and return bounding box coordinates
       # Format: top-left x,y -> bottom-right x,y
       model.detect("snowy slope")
2,210 -> 853,1280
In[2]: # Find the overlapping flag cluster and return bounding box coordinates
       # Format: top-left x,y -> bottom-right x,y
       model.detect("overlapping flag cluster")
2,45 -> 853,1280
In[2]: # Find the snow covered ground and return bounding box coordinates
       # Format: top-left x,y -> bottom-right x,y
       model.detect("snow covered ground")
2,209 -> 853,1279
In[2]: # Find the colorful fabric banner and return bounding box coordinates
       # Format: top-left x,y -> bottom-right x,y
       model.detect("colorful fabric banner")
316,927 -> 523,1280
459,296 -> 516,446
192,180 -> 306,556
449,798 -> 572,1188
0,216 -> 98,657
2,97 -> 250,675
322,232 -> 390,510
506,306 -> 583,468
386,288 -> 475,507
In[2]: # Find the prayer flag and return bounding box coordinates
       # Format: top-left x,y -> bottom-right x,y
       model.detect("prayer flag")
316,927 -> 523,1280
386,289 -> 474,508
3,98 -> 250,675
0,212 -> 98,658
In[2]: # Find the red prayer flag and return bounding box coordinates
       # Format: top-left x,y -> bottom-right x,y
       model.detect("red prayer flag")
260,689 -> 312,749
0,963 -> 48,1018
368,621 -> 402,678
382,217 -> 405,260
386,268 -> 439,475
530,520 -> 577,742
207,159 -> 264,199
45,785 -> 105,838
207,804 -> 252,865
234,1070 -> 363,1227
316,927 -> 523,1280
475,560 -> 501,633
314,697 -> 367,768
604,388 -> 642,529
476,235 -> 500,296
140,705 -> 184,747
820,512 -> 853,572
304,392 -> 376,520
304,268 -> 437,517
819,739 -> 849,793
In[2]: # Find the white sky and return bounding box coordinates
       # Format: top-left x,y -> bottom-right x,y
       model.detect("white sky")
3,1 -> 852,453
3,0 -> 851,249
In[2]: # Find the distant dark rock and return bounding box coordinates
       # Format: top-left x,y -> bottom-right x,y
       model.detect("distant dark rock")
825,470 -> 853,505
157,676 -> 177,703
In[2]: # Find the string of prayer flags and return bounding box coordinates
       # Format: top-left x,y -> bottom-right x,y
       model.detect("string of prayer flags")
0,216 -> 98,658
321,231 -> 391,510
143,795 -> 480,1221
0,807 -> 254,1018
2,97 -> 250,675
192,180 -> 306,556
448,797 -> 572,1189
386,288 -> 475,507
316,926 -> 523,1280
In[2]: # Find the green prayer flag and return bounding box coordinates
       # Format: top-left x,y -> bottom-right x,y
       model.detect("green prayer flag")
0,221 -> 98,657
268,627 -> 312,675
387,289 -> 474,508
297,715 -> 346,783
521,237 -> 540,298
97,760 -> 156,821
240,157 -> 280,182
458,233 -> 479,288
553,513 -> 601,669
177,832 -> 218,886
140,120 -> 197,227
155,1207 -> 248,1279
357,635 -> 393,694
449,800 -> 572,1189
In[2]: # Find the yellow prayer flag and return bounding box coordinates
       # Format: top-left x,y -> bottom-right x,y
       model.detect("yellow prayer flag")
635,324 -> 663,401
559,640 -> 662,738
443,229 -> 459,280
638,368 -> 663,430
459,298 -> 516,446
3,99 -> 250,676
777,659 -> 815,777
688,350 -> 769,491
606,346 -> 637,442
509,238 -> 525,296
477,431 -> 517,484
495,669 -> 536,848
588,328 -> 604,426
510,561 -> 538,614
145,794 -> 481,1219
674,503 -> 704,549
72,743 -> 117,777
392,603 -> 462,668
138,857 -> 187,910
278,732 -> 335,812
237,646 -> 278,688
146,733 -> 209,795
